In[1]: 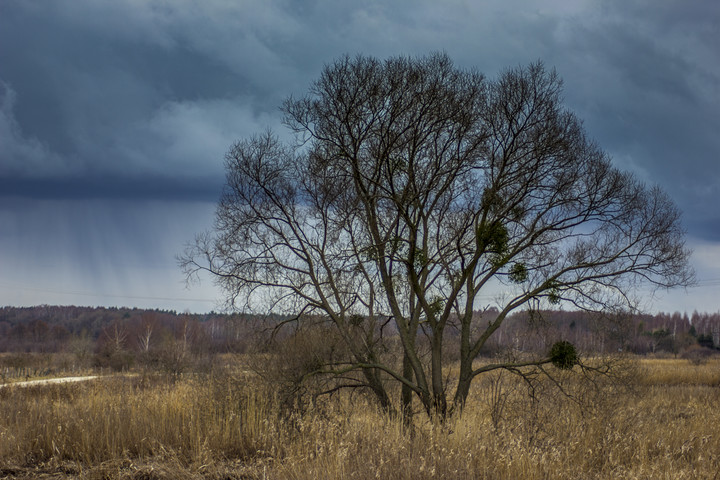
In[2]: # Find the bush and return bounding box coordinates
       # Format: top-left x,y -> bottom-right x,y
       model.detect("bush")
94,349 -> 135,372
681,345 -> 715,365
250,323 -> 351,416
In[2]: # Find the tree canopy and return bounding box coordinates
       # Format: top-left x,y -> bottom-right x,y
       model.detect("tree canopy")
181,53 -> 693,418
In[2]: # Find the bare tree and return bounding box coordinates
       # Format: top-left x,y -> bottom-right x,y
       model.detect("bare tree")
181,53 -> 693,419
137,313 -> 156,354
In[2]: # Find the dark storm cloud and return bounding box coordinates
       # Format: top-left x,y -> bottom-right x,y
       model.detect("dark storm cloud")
0,0 -> 294,197
550,2 -> 720,241
0,175 -> 222,202
3,0 -> 716,202
1,0 -> 718,311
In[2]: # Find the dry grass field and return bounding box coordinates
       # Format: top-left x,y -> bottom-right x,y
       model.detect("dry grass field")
1,356 -> 719,479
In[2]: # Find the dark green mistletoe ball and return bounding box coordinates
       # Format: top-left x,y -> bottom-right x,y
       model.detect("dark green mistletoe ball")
549,341 -> 578,370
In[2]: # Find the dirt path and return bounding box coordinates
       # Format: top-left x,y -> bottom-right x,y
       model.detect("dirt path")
0,376 -> 100,388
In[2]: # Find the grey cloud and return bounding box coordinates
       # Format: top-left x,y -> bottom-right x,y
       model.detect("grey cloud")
547,3 -> 720,239
2,0 -> 717,189
0,83 -> 67,177
0,1 -> 288,199
1,0 -> 719,312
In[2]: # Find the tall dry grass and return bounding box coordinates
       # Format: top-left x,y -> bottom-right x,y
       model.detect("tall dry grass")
267,358 -> 720,480
0,357 -> 719,479
0,372 -> 277,476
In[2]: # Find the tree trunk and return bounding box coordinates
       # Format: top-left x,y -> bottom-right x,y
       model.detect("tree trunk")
452,362 -> 473,413
401,351 -> 414,422
430,333 -> 447,417
363,367 -> 393,415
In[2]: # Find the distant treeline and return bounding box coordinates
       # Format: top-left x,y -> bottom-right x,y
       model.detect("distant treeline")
0,305 -> 276,355
478,308 -> 720,356
0,305 -> 719,357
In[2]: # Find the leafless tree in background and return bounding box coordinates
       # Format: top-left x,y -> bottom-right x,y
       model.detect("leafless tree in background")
181,53 -> 693,419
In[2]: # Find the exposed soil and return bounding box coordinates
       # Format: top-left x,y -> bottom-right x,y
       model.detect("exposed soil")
0,376 -> 99,389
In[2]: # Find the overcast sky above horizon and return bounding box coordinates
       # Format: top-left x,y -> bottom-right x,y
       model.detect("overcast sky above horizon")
1,0 -> 719,314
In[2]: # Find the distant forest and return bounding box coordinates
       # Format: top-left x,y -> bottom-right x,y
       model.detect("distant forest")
1,305 -> 719,358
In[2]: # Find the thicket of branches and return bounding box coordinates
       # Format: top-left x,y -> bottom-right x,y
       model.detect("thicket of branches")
182,53 -> 693,419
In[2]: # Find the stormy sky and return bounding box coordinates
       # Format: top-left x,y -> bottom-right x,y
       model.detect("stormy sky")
1,0 -> 719,313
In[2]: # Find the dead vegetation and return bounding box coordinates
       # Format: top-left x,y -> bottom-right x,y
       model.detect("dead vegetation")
0,357 -> 719,479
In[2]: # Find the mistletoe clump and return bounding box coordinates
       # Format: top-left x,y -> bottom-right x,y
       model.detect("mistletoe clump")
549,341 -> 578,370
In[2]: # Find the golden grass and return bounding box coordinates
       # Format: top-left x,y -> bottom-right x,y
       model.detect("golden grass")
638,357 -> 720,386
0,373 -> 276,475
0,358 -> 719,479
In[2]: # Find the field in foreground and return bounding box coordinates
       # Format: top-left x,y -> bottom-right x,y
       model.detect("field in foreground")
1,357 -> 719,479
